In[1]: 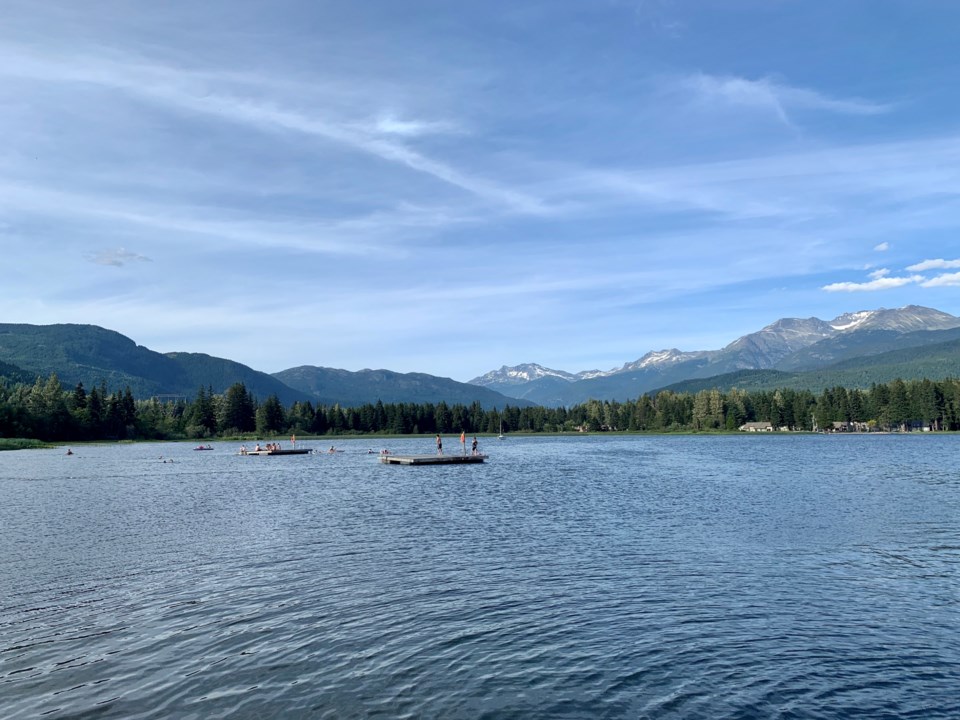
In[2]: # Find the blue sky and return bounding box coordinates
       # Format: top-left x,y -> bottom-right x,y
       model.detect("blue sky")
2,0 -> 959,381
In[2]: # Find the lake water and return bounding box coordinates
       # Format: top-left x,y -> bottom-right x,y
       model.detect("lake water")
1,435 -> 958,719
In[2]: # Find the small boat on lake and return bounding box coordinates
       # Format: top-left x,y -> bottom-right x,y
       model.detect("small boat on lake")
194,445 -> 213,451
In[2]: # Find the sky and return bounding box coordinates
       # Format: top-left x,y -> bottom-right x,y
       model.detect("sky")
2,0 -> 960,382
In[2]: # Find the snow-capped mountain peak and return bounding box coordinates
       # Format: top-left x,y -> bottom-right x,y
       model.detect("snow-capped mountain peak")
469,305 -> 960,402
831,305 -> 960,333
620,349 -> 712,371
469,363 -> 577,387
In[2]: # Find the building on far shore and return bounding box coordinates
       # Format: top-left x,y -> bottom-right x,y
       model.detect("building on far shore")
739,421 -> 773,432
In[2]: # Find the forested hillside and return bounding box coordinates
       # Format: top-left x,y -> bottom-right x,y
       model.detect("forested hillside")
659,337 -> 960,395
3,374 -> 959,443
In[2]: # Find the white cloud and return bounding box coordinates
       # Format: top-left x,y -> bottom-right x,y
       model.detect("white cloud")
907,258 -> 960,271
921,272 -> 960,287
874,242 -> 889,251
822,275 -> 923,292
826,255 -> 960,292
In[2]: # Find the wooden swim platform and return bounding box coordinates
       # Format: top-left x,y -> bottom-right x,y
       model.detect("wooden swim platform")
242,448 -> 312,456
380,454 -> 487,465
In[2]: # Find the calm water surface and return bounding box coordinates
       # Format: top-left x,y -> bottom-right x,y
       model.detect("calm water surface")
1,435 -> 958,719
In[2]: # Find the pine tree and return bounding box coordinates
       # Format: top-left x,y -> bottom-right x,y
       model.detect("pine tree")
256,394 -> 286,435
222,383 -> 255,433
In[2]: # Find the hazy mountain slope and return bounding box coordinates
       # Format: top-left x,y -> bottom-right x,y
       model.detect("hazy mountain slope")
653,370 -> 802,395
274,366 -> 531,408
776,327 -> 960,371
502,375 -> 578,405
817,336 -> 960,381
534,354 -> 718,405
656,336 -> 960,395
164,353 -> 309,404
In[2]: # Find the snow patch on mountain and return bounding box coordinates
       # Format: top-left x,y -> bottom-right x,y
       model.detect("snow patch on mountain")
830,310 -> 877,332
575,368 -> 616,380
470,363 -> 577,387
621,349 -> 712,371
470,306 -> 960,391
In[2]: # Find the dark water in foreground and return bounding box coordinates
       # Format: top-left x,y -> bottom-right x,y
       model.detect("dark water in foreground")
1,435 -> 958,719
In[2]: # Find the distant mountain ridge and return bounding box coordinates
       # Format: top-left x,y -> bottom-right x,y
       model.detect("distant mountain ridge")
273,366 -> 531,409
470,306 -> 960,406
0,324 -> 524,408
3,306 -> 958,409
660,335 -> 960,395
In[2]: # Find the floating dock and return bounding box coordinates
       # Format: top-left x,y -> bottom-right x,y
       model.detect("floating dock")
242,448 -> 312,456
380,454 -> 487,465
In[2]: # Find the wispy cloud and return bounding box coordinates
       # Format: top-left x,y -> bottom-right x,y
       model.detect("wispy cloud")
541,131 -> 960,227
874,242 -> 890,251
87,248 -> 151,267
679,73 -> 892,126
371,113 -> 463,137
907,258 -> 960,271
0,48 -> 546,215
868,268 -> 890,279
631,0 -> 685,37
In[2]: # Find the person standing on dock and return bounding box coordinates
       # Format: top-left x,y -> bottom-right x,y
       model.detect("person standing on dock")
460,430 -> 466,455
471,437 -> 478,455
436,434 -> 443,455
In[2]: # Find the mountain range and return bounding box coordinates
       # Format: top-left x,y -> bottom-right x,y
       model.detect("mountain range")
1,306 -> 958,408
469,306 -> 960,405
0,323 -> 527,408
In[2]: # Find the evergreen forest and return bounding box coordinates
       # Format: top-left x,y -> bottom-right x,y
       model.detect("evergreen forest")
3,374 -> 960,444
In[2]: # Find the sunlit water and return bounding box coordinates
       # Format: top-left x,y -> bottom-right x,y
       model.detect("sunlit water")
1,435 -> 958,719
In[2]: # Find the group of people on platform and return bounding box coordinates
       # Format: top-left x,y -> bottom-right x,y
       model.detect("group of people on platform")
229,434 -> 484,457
437,432 -> 480,456
238,442 -> 282,455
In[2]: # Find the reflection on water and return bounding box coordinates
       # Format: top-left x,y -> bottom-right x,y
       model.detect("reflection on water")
1,435 -> 958,719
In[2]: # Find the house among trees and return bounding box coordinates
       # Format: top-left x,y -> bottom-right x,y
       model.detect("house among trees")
739,421 -> 773,432
827,421 -> 871,432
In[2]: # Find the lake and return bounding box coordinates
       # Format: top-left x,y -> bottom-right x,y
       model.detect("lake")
1,435 -> 958,719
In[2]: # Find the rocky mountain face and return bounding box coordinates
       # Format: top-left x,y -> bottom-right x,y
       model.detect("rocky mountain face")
471,306 -> 960,406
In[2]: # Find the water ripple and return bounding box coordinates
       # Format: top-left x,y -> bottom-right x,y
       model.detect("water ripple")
1,436 -> 958,718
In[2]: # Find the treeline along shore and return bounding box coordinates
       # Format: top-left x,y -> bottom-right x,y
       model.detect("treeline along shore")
3,375 -> 960,444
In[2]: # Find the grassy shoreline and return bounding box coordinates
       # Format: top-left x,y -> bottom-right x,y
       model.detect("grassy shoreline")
5,428 -> 954,451
0,438 -> 54,451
